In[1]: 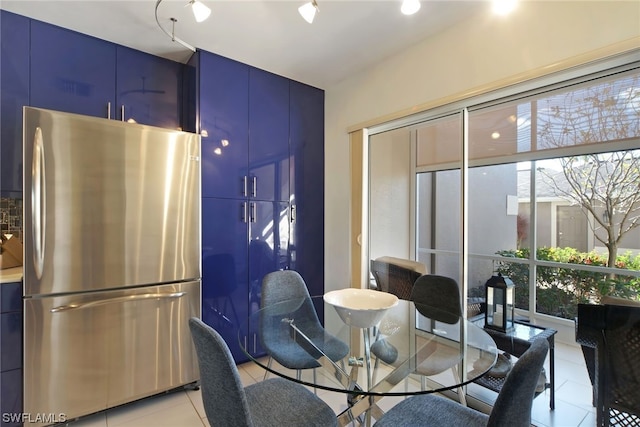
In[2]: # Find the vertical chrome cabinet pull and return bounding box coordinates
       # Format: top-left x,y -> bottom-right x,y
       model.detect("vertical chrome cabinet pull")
252,176 -> 257,198
241,202 -> 248,223
120,105 -> 125,122
32,127 -> 46,279
291,205 -> 296,223
107,102 -> 111,119
242,176 -> 248,197
250,202 -> 256,223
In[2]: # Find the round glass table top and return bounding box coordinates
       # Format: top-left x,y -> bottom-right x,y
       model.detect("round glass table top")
239,295 -> 498,397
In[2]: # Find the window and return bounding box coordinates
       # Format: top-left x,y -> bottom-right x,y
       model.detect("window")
369,57 -> 640,324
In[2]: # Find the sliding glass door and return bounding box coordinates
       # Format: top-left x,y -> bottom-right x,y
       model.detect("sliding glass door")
368,60 -> 640,327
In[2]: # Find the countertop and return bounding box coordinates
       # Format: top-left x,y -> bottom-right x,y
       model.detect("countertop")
0,267 -> 23,284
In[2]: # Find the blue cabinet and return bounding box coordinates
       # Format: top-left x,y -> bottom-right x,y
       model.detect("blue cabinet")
196,50 -> 296,360
201,197 -> 289,361
0,281 -> 23,426
0,10 -> 30,195
289,81 -> 325,300
30,19 -> 183,128
30,19 -> 116,118
249,68 -> 290,202
186,50 -> 324,362
199,51 -> 249,199
201,197 -> 250,362
116,46 -> 183,129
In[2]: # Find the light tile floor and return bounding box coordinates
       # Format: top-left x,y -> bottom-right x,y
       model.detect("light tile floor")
64,341 -> 596,427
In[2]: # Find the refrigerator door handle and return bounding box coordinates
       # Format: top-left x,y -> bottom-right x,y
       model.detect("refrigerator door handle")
50,292 -> 187,313
32,127 -> 47,279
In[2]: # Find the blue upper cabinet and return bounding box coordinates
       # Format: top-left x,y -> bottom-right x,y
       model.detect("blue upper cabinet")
249,68 -> 290,202
30,20 -> 116,119
289,81 -> 325,298
116,46 -> 183,129
0,11 -> 30,194
199,51 -> 249,199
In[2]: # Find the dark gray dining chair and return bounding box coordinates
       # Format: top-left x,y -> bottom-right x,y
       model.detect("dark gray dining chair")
260,270 -> 349,381
371,274 -> 467,402
188,317 -> 337,427
410,274 -> 467,403
373,337 -> 549,427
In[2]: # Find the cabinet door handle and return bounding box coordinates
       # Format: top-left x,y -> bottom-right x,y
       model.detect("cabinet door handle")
121,105 -> 125,122
241,202 -> 248,223
291,204 -> 296,223
107,102 -> 112,120
252,176 -> 257,198
250,202 -> 256,223
242,176 -> 248,197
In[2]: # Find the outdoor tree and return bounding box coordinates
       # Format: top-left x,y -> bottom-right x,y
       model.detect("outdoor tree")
536,75 -> 640,269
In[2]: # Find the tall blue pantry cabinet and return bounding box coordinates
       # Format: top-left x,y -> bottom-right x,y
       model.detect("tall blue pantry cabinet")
289,81 -> 325,302
187,50 -> 324,363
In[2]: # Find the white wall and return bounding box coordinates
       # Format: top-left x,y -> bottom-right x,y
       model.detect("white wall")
369,128 -> 412,261
323,1 -> 640,292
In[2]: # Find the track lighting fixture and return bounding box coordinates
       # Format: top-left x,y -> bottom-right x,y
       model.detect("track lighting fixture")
299,0 -> 319,24
155,0 -> 211,52
190,0 -> 211,23
401,0 -> 421,15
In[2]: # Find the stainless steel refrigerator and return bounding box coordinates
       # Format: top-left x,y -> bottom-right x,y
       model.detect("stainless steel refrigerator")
22,107 -> 201,424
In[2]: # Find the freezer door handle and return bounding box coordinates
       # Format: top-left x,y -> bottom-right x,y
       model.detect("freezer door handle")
32,127 -> 47,279
50,292 -> 186,313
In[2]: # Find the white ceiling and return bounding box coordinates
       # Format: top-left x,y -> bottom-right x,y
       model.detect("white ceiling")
1,0 -> 485,89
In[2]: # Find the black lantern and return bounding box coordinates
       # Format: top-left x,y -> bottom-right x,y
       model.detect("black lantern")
484,273 -> 515,333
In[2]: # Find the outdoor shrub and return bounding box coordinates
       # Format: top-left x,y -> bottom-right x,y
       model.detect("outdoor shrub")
494,248 -> 640,320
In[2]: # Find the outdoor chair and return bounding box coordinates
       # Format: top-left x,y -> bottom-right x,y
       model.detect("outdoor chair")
576,301 -> 640,426
370,257 -> 425,300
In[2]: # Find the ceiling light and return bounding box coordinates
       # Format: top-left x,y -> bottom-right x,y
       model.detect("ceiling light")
401,0 -> 421,15
492,0 -> 517,16
155,0 -> 196,52
190,0 -> 211,23
299,0 -> 319,24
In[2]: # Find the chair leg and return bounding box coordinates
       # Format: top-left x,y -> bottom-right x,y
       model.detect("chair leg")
372,356 -> 380,385
313,368 -> 318,394
263,356 -> 273,380
418,367 -> 466,406
450,366 -> 467,406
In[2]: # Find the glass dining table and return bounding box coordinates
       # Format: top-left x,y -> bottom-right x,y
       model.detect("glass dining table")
239,295 -> 498,426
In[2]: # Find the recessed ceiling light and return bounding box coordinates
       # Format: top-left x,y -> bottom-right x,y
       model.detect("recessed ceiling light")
492,0 -> 517,16
401,0 -> 421,15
